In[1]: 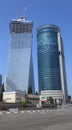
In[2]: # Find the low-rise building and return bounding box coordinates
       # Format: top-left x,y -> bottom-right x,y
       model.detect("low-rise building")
26,94 -> 39,104
40,90 -> 63,104
3,91 -> 26,103
3,92 -> 39,104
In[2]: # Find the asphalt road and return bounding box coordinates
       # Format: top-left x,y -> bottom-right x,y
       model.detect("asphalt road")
0,109 -> 72,130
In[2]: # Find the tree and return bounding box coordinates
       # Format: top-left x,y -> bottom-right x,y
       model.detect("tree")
0,83 -> 5,101
48,97 -> 54,104
35,91 -> 38,95
21,101 -> 27,107
1,83 -> 5,93
0,93 -> 2,101
28,86 -> 32,94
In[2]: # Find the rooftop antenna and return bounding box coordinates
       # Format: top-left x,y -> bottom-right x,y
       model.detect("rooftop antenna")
24,6 -> 27,18
16,7 -> 18,20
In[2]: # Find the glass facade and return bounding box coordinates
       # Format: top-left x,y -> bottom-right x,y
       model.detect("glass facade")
6,17 -> 35,93
37,25 -> 62,93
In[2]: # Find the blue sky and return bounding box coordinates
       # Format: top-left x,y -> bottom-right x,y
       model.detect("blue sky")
0,0 -> 72,96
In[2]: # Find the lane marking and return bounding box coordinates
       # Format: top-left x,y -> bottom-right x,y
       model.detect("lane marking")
37,110 -> 41,112
0,109 -> 72,115
13,111 -> 18,114
56,112 -> 64,115
6,111 -> 11,114
0,112 -> 3,114
27,110 -> 35,113
21,111 -> 25,113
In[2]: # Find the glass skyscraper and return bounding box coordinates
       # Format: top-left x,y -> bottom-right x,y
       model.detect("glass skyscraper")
6,17 -> 35,93
37,24 -> 68,102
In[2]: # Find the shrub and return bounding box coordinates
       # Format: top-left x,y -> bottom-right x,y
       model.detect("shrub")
21,101 -> 27,107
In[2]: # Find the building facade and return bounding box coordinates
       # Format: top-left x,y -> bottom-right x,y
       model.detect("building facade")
6,17 -> 35,94
3,91 -> 26,103
37,24 -> 68,103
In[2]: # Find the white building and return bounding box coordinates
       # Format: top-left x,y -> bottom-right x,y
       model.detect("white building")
40,90 -> 63,104
3,91 -> 26,103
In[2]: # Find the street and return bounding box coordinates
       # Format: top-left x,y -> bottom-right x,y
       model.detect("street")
0,109 -> 72,130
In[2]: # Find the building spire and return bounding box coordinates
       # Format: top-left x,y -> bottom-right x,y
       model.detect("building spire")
24,6 -> 27,17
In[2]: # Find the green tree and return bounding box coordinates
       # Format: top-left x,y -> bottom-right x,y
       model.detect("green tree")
1,83 -> 5,93
0,83 -> 5,101
48,97 -> 54,104
0,93 -> 2,101
21,101 -> 27,107
28,86 -> 32,94
35,91 -> 38,95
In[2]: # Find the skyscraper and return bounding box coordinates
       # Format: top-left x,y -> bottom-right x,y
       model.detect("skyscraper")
6,17 -> 35,93
37,24 -> 68,102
